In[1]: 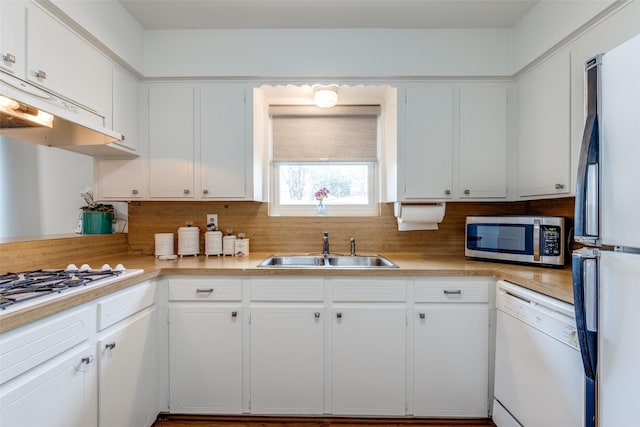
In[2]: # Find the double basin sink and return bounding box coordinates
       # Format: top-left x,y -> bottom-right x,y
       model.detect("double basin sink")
258,254 -> 399,268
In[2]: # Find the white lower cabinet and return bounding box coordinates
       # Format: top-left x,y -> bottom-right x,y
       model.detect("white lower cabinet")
330,279 -> 408,416
331,305 -> 407,416
412,278 -> 491,417
98,309 -> 157,427
0,344 -> 97,427
250,306 -> 324,414
168,279 -> 243,414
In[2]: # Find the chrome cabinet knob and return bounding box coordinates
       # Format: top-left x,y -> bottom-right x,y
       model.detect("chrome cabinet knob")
2,53 -> 16,64
35,70 -> 47,79
464,189 -> 470,195
203,189 -> 209,195
444,189 -> 451,195
314,312 -> 321,319
131,189 -> 138,195
183,189 -> 190,194
81,355 -> 94,364
555,183 -> 565,190
419,313 -> 426,319
336,312 -> 342,319
105,343 -> 116,350
231,311 -> 238,318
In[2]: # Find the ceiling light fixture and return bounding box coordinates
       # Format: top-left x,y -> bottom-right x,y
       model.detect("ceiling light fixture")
314,85 -> 338,108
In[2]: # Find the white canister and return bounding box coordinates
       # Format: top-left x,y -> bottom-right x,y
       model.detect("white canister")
223,235 -> 236,256
178,226 -> 200,257
234,238 -> 249,256
205,231 -> 223,256
154,233 -> 174,256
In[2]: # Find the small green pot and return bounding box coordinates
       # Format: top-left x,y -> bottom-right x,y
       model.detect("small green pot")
82,212 -> 113,234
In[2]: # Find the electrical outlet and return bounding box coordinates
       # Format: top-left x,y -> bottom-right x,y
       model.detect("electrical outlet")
206,213 -> 218,230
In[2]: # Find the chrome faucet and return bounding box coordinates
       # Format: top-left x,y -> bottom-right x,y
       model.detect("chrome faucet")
322,231 -> 330,256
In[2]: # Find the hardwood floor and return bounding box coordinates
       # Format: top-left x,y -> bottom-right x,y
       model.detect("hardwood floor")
152,415 -> 496,427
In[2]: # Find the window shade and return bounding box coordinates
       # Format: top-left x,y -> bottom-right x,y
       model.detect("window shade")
270,105 -> 380,162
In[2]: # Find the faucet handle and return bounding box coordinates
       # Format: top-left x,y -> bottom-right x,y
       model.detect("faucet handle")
323,231 -> 329,239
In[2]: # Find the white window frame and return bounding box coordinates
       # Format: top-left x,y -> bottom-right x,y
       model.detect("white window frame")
269,162 -> 379,217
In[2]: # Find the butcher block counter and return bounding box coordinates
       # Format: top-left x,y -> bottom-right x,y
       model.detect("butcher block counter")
0,250 -> 572,333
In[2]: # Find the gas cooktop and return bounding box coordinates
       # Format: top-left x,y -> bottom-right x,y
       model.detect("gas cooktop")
0,264 -> 144,315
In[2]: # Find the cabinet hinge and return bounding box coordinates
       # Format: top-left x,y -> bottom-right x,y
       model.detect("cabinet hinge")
248,313 -> 251,325
248,396 -> 251,410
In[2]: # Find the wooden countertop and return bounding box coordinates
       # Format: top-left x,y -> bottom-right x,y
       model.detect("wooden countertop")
0,252 -> 572,333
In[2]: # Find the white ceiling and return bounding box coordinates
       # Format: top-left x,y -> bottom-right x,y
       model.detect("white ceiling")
118,0 -> 540,30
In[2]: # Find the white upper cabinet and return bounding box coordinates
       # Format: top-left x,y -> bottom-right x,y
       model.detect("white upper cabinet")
112,66 -> 139,151
26,4 -> 111,117
200,84 -> 250,199
459,86 -> 508,199
148,84 -> 195,198
399,84 -> 509,201
0,1 -> 26,76
400,86 -> 455,200
516,51 -> 571,197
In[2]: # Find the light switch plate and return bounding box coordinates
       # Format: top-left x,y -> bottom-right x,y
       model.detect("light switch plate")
206,213 -> 218,230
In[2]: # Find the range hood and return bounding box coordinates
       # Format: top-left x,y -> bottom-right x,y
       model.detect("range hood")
0,72 -> 136,158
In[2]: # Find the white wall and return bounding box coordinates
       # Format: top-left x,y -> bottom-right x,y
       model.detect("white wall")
143,29 -> 513,78
511,0 -> 616,73
0,137 -> 93,239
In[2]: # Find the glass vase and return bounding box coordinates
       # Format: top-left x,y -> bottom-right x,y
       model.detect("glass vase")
316,199 -> 326,216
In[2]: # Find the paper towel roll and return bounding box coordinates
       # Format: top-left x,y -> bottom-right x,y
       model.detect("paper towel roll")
396,203 -> 445,231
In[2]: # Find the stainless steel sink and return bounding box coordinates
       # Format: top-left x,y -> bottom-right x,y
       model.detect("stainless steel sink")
257,254 -> 398,268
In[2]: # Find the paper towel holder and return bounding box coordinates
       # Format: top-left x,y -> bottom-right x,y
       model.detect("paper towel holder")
394,202 -> 446,231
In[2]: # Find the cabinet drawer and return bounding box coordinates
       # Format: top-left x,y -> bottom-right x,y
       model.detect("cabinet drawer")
0,307 -> 92,384
97,281 -> 155,331
414,277 -> 492,303
331,279 -> 406,302
250,279 -> 324,301
169,278 -> 242,301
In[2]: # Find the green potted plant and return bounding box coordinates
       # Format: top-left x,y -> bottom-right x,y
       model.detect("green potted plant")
80,189 -> 114,234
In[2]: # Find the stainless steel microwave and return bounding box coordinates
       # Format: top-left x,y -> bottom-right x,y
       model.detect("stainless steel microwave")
465,216 -> 565,266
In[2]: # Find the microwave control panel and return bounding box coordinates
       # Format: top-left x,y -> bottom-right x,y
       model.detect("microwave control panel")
541,225 -> 562,256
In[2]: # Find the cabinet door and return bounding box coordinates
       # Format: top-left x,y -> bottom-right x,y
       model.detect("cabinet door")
98,309 -> 157,427
414,305 -> 489,417
332,306 -> 406,415
517,51 -> 571,197
26,5 -> 111,115
169,305 -> 243,414
200,84 -> 248,199
113,67 -> 139,151
401,87 -> 454,200
148,85 -> 195,198
250,306 -> 324,414
459,86 -> 508,199
0,345 -> 97,427
0,1 -> 26,76
95,158 -> 144,199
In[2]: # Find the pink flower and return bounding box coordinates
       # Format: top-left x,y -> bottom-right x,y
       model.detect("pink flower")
314,187 -> 330,200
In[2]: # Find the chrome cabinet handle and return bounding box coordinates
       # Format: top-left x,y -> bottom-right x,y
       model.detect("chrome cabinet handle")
231,311 -> 238,318
105,343 -> 116,350
196,288 -> 214,294
81,355 -> 94,364
314,312 -> 321,318
3,53 -> 16,64
35,70 -> 47,79
555,183 -> 565,190
443,289 -> 462,295
419,313 -> 426,319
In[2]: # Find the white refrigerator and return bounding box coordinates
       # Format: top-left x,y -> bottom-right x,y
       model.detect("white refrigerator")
573,32 -> 640,427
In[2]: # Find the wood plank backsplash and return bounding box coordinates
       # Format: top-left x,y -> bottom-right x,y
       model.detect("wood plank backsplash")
127,198 -> 574,256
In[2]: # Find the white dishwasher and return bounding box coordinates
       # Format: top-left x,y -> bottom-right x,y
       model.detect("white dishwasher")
493,280 -> 584,427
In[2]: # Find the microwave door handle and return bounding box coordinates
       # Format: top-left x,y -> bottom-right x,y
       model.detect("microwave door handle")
533,220 -> 540,261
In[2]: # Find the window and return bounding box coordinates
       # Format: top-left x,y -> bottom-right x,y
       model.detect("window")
269,105 -> 380,216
